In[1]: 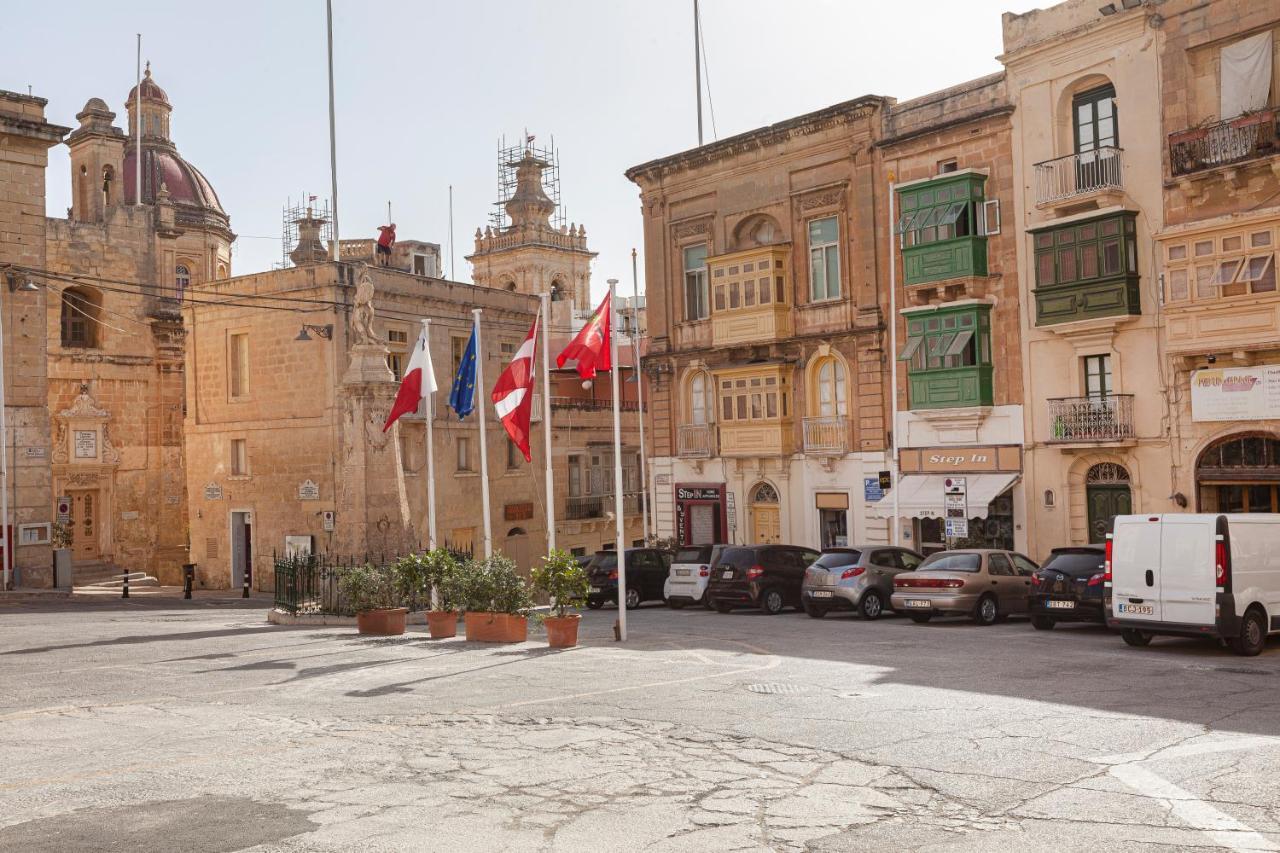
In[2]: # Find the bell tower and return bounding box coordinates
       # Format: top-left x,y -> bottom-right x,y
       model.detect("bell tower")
66,98 -> 125,223
467,135 -> 596,320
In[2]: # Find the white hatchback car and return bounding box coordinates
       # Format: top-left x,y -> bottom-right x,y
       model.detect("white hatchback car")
664,544 -> 726,609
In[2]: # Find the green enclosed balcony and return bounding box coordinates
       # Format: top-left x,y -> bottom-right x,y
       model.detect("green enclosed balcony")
897,171 -> 997,287
898,304 -> 994,410
1031,210 -> 1141,326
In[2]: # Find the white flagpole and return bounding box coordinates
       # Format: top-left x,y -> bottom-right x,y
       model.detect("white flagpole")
134,35 -> 142,206
631,249 -> 649,543
888,174 -> 900,546
325,0 -> 341,261
422,319 -> 437,550
540,293 -> 555,553
608,280 -> 628,641
472,309 -> 493,558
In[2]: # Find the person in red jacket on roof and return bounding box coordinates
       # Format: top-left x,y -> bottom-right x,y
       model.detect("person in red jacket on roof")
376,223 -> 396,266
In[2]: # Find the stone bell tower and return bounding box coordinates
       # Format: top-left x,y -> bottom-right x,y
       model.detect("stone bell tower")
467,136 -> 596,322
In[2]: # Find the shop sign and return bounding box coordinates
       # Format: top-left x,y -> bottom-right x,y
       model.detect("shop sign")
1191,365 -> 1280,422
899,446 -> 1021,474
878,470 -> 892,490
676,486 -> 722,501
864,478 -> 884,502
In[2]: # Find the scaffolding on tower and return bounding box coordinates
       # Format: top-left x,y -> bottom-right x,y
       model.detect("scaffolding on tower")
280,195 -> 334,268
491,134 -> 566,232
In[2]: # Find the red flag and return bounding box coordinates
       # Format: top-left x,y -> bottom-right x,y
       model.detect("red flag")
556,292 -> 611,380
492,313 -> 539,462
382,327 -> 436,432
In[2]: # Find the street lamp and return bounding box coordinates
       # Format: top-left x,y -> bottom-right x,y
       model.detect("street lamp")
295,323 -> 334,342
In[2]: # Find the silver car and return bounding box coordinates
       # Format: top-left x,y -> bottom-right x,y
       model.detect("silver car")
801,546 -> 924,620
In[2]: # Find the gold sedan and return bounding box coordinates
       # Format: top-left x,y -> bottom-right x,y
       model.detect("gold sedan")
891,549 -> 1039,626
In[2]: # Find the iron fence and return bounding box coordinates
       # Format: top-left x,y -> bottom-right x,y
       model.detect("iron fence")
1169,110 -> 1279,177
1047,394 -> 1135,443
272,542 -> 473,616
1033,146 -> 1123,205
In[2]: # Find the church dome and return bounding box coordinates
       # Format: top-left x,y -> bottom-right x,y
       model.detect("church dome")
125,66 -> 171,109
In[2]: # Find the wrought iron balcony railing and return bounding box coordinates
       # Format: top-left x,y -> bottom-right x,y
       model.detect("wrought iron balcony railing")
677,423 -> 715,458
802,416 -> 849,456
1169,110 -> 1279,177
1047,394 -> 1135,443
1034,146 -> 1123,205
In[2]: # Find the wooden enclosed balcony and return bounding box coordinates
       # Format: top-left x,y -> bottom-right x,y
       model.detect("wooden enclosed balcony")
708,246 -> 792,347
719,422 -> 794,457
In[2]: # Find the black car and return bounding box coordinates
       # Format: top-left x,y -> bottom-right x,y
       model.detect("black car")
585,548 -> 672,610
705,544 -> 821,615
1028,545 -> 1107,630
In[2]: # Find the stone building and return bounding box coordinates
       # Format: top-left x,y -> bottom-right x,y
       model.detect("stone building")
41,67 -> 234,583
0,90 -> 67,588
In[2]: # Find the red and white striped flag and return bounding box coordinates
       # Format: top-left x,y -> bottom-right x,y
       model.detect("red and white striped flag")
491,313 -> 539,462
382,326 -> 436,432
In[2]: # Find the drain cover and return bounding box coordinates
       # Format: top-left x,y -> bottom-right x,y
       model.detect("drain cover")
747,683 -> 810,695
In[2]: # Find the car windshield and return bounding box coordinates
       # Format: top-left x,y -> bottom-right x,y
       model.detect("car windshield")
813,551 -> 861,569
587,553 -> 617,571
674,547 -> 711,564
918,553 -> 982,572
1042,551 -> 1105,578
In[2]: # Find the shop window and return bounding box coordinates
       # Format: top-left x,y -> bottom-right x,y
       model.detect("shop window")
808,216 -> 840,301
683,243 -> 709,321
1031,210 -> 1140,325
897,304 -> 993,410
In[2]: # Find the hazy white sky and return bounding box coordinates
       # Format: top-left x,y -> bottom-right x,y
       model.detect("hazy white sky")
7,0 -> 1043,298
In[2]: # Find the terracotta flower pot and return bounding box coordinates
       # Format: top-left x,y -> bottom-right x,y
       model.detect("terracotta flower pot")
426,610 -> 459,639
543,614 -> 581,649
464,611 -> 528,643
356,607 -> 407,636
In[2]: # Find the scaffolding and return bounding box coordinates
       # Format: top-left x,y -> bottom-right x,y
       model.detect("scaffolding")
490,134 -> 566,233
281,194 -> 334,268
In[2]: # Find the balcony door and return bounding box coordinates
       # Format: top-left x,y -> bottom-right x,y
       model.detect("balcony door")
1073,84 -> 1119,191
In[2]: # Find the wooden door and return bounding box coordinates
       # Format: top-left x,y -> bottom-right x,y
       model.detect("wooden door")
69,490 -> 100,561
1087,485 -> 1131,543
751,506 -> 780,545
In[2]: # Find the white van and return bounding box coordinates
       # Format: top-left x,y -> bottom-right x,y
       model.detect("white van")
1108,513 -> 1280,656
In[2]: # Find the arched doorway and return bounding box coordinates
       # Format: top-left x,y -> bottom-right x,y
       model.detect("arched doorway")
1197,433 -> 1280,513
1086,462 -> 1131,543
504,527 -> 530,571
749,482 -> 781,544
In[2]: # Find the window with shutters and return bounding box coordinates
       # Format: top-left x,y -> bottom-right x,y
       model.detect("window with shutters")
896,171 -> 995,286
897,304 -> 993,409
1031,210 -> 1140,325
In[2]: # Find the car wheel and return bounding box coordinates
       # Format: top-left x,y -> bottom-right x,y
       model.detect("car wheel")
1121,628 -> 1152,647
1230,608 -> 1267,657
713,600 -> 733,614
702,597 -> 714,610
624,588 -> 641,610
760,588 -> 785,615
973,595 -> 999,626
803,602 -> 827,619
859,591 -> 885,621
1031,615 -> 1056,631
586,599 -> 603,610
908,613 -> 932,624
668,600 -> 686,610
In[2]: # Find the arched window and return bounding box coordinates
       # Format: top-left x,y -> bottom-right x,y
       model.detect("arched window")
60,287 -> 102,348
687,370 -> 713,425
550,279 -> 565,302
101,166 -> 114,208
814,357 -> 847,418
216,263 -> 228,280
751,482 -> 779,504
175,265 -> 190,301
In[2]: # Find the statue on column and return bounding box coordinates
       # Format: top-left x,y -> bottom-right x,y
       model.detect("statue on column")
353,266 -> 378,345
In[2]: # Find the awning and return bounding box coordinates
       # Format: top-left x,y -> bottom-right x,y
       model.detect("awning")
867,473 -> 1019,519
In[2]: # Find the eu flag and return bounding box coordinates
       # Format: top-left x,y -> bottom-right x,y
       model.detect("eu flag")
448,326 -> 478,419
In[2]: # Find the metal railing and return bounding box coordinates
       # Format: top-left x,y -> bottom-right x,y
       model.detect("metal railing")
1169,110 -> 1279,177
677,423 -> 715,458
273,546 -> 470,615
548,396 -> 643,413
802,416 -> 849,455
1047,394 -> 1135,443
1034,146 -> 1123,205
564,492 -> 644,521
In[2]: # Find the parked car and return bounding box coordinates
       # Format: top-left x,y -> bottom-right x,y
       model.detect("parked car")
891,549 -> 1039,625
1109,513 -> 1280,656
585,548 -> 672,610
1028,545 -> 1107,630
664,544 -> 727,609
705,544 -> 822,615
800,546 -> 924,620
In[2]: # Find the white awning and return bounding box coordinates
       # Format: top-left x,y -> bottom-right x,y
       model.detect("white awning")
867,473 -> 1019,519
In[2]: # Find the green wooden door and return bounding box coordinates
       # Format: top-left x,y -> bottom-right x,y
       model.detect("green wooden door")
1087,485 -> 1131,543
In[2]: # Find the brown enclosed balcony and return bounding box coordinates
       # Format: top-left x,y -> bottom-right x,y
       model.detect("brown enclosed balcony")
801,416 -> 849,456
1169,110 -> 1279,177
1034,147 -> 1123,206
677,423 -> 715,458
708,246 -> 792,347
1046,394 -> 1135,443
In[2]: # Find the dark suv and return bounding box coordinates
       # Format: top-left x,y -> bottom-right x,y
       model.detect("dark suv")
1028,544 -> 1107,630
705,545 -> 821,615
585,548 -> 673,610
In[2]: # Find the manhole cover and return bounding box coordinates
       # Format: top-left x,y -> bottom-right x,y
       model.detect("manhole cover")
747,683 -> 810,695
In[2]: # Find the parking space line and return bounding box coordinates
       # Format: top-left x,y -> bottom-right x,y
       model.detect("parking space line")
1110,764 -> 1279,852
1092,735 -> 1280,766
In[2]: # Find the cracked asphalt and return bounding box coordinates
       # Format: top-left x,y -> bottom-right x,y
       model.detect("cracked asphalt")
2,595 -> 1279,851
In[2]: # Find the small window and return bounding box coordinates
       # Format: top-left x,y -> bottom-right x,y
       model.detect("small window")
937,159 -> 958,174
60,288 -> 101,348
808,216 -> 840,301
456,436 -> 472,472
175,264 -> 190,301
507,439 -> 522,469
229,333 -> 249,398
683,243 -> 709,321
230,438 -> 248,476
1083,354 -> 1112,399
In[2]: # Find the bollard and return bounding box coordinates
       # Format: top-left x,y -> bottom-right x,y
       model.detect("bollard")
182,563 -> 195,600
242,574 -> 250,599
121,571 -> 129,599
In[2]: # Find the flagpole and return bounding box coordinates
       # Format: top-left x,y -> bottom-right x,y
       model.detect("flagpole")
472,309 -> 493,558
888,175 -> 900,547
421,319 -> 437,550
540,293 -> 555,553
134,35 -> 142,206
631,249 -> 649,543
608,280 -> 627,642
325,0 -> 341,261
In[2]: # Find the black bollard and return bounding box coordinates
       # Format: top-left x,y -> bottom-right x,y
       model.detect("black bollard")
183,563 -> 195,600
121,571 -> 129,599
242,574 -> 250,599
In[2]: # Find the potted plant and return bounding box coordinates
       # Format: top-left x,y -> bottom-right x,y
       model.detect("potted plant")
533,549 -> 589,648
461,554 -> 532,643
420,549 -> 465,639
338,563 -> 406,635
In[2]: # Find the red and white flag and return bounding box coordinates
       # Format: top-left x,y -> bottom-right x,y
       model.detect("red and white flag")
556,292 -> 611,380
382,326 -> 436,432
492,313 -> 539,462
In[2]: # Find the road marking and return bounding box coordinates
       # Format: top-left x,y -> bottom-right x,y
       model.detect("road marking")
1110,764 -> 1278,852
1092,735 -> 1280,766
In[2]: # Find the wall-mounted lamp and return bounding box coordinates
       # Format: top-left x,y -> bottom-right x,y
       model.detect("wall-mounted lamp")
5,273 -> 38,293
1171,492 -> 1189,508
1207,353 -> 1217,365
295,323 -> 334,342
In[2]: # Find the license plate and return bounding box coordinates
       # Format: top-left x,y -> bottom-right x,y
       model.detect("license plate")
589,586 -> 601,594
676,569 -> 690,576
904,599 -> 931,608
723,570 -> 734,579
1119,603 -> 1153,615
811,590 -> 833,598
1047,600 -> 1075,609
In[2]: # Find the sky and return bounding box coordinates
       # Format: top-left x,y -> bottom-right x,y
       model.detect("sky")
6,0 -> 1044,300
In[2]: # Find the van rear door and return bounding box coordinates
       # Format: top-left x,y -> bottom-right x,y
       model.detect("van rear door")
1111,515 -> 1163,623
1159,514 -> 1217,626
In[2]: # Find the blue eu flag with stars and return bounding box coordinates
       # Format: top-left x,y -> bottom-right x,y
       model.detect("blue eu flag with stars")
448,326 -> 478,419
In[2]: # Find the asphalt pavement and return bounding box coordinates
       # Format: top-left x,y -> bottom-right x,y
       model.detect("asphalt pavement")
1,594 -> 1279,851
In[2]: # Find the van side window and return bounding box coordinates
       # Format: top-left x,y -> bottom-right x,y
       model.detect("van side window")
987,554 -> 1014,576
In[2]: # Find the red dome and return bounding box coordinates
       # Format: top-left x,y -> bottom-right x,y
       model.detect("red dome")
122,146 -> 229,233
125,67 -> 170,109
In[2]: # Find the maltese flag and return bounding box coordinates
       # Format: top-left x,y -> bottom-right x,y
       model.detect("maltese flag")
556,291 -> 611,380
492,313 -> 540,462
382,326 -> 436,432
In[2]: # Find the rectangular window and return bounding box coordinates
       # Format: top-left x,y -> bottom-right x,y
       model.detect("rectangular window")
230,438 -> 248,476
456,436 -> 471,472
1032,212 -> 1138,291
1083,354 -> 1112,399
386,328 -> 409,381
683,244 -> 709,321
229,333 -> 249,399
568,454 -> 582,496
898,307 -> 992,375
808,216 -> 840,301
507,439 -> 522,469
451,336 -> 468,375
